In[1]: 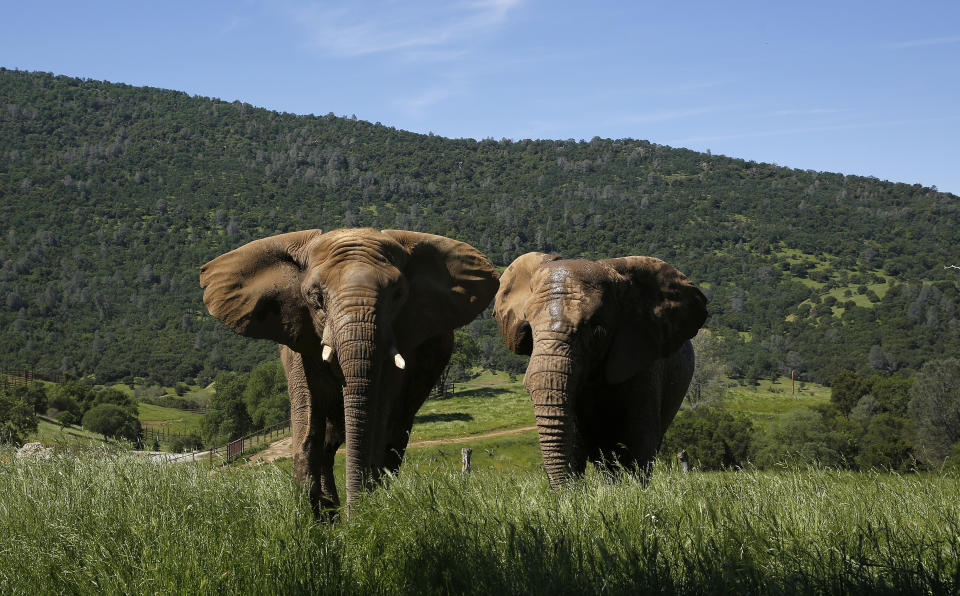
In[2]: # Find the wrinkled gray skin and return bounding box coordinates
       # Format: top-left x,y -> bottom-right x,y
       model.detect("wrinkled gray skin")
201,228 -> 498,516
495,253 -> 707,487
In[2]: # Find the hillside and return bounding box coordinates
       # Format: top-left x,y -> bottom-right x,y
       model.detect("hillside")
2,68 -> 959,384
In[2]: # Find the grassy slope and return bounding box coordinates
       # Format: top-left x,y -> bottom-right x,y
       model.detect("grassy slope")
137,403 -> 205,434
724,376 -> 831,430
29,417 -> 123,448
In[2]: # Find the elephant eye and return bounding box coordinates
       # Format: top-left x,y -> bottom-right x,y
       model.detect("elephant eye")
305,287 -> 324,309
593,326 -> 608,340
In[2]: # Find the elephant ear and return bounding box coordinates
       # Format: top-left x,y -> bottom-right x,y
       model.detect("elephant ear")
494,252 -> 562,355
600,256 -> 708,384
382,230 -> 500,350
199,230 -> 324,352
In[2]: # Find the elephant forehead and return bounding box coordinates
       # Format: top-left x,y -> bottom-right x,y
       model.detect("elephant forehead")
536,259 -> 609,290
530,260 -> 608,326
309,228 -> 407,267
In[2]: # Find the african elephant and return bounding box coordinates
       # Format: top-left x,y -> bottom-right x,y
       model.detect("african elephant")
494,252 -> 707,487
200,228 -> 498,514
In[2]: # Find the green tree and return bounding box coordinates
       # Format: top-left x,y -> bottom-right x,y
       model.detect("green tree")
830,370 -> 871,415
661,407 -> 753,470
855,413 -> 914,470
0,390 -> 38,445
685,329 -> 728,410
81,403 -> 141,441
871,376 -> 913,417
203,372 -> 253,443
447,330 -> 481,384
90,387 -> 136,413
50,381 -> 97,415
243,360 -> 288,428
908,358 -> 960,464
8,382 -> 49,413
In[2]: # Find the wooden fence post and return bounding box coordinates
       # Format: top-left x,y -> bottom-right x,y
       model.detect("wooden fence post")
461,448 -> 472,475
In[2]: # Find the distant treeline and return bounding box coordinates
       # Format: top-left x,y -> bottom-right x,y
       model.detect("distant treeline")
1,68 -> 959,385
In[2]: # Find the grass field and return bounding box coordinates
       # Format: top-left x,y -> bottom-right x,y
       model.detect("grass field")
411,370 -> 533,442
137,403 -> 205,435
724,376 -> 831,430
1,449 -> 956,594
28,417 -> 125,448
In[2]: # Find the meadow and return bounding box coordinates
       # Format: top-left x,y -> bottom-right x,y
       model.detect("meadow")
1,448 -> 957,595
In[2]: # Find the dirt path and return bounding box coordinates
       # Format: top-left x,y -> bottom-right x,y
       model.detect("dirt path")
248,425 -> 537,464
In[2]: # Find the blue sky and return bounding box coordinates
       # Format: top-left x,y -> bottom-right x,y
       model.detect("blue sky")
4,0 -> 959,193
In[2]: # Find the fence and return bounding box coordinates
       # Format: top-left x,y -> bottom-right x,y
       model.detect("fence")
1,369 -> 60,389
208,420 -> 291,466
142,425 -> 196,444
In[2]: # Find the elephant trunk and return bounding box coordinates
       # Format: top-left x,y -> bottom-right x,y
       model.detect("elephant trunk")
334,303 -> 380,508
525,337 -> 581,488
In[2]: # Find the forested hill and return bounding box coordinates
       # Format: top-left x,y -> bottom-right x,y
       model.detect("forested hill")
2,68 -> 959,385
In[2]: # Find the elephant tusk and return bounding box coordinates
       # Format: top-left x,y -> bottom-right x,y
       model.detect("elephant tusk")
322,344 -> 334,362
392,348 -> 406,370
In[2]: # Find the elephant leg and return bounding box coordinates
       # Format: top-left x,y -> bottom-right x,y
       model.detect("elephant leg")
580,378 -> 658,481
380,332 -> 454,476
281,346 -> 343,517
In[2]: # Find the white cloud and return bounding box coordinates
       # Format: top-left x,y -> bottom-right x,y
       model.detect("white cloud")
295,0 -> 522,58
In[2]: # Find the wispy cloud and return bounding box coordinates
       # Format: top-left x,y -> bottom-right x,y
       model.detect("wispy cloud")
395,87 -> 457,117
295,0 -> 522,57
220,15 -> 246,36
773,108 -> 842,116
887,35 -> 960,49
615,106 -> 721,125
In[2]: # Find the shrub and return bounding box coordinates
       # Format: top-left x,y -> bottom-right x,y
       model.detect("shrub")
81,404 -> 141,441
55,410 -> 78,427
0,391 -> 38,445
661,407 -> 754,470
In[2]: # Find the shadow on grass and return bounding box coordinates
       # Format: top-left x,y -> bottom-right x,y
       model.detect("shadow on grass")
414,412 -> 474,424
453,386 -> 515,399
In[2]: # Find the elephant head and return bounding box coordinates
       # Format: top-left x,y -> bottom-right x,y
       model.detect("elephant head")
495,252 -> 707,486
200,228 -> 498,505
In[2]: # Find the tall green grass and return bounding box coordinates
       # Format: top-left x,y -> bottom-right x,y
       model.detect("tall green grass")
1,447 -> 957,594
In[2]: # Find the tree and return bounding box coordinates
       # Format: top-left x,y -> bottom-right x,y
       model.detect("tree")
8,382 -> 48,413
685,329 -> 728,410
243,360 -> 288,428
50,381 -> 96,415
91,387 -> 136,412
81,403 -> 141,441
0,390 -> 38,445
908,358 -> 960,464
661,407 -> 753,470
830,370 -> 871,414
855,413 -> 913,471
203,372 -> 254,443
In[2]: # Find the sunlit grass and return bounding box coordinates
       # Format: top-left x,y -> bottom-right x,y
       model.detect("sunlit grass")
2,448 -> 957,594
137,403 -> 205,435
725,377 -> 830,429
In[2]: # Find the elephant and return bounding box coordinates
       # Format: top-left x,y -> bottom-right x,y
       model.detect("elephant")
494,252 -> 707,487
200,228 -> 499,514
